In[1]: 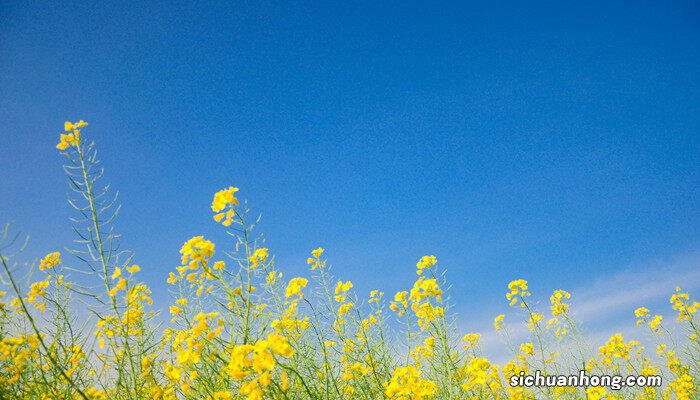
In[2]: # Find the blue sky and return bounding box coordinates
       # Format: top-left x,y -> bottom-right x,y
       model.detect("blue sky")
1,1 -> 699,343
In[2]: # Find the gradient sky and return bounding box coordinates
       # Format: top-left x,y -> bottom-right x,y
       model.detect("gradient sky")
1,1 -> 699,345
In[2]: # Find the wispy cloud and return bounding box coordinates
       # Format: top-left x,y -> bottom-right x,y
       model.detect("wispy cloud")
477,251 -> 700,362
570,253 -> 700,322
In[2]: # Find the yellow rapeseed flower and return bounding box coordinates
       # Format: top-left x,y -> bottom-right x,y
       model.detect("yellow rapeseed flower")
494,314 -> 505,331
506,279 -> 530,307
461,333 -> 481,349
212,187 -> 239,226
39,252 -> 61,271
549,289 -> 570,316
285,277 -> 308,298
670,287 -> 698,322
384,365 -> 437,399
249,248 -> 269,269
56,120 -> 87,150
416,255 -> 437,275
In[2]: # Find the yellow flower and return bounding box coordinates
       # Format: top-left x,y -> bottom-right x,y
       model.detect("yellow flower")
180,236 -> 215,268
598,333 -> 631,366
108,278 -> 127,297
669,374 -> 695,400
520,343 -> 535,356
56,121 -> 87,150
211,391 -> 234,400
226,333 -> 293,399
368,289 -> 382,304
634,307 -> 649,318
56,132 -> 80,150
337,302 -> 353,317
390,291 -> 409,316
416,255 -> 437,275
266,271 -> 281,285
164,363 -> 183,383
461,333 -> 481,348
249,248 -> 269,269
39,252 -> 61,271
281,371 -> 289,391
212,187 -> 239,225
285,278 -> 308,298
649,315 -> 663,331
384,365 -> 437,399
634,306 -> 650,327
494,314 -> 505,331
462,358 -> 491,391
126,264 -> 140,274
549,289 -> 570,316
65,120 -> 88,131
167,272 -> 179,284
267,333 -> 294,357
670,287 -> 698,322
409,277 -> 442,303
546,317 -> 569,337
334,280 -> 353,302
527,312 -> 544,331
506,279 -> 530,307
307,247 -> 325,269
28,279 -> 50,305
586,387 -> 607,400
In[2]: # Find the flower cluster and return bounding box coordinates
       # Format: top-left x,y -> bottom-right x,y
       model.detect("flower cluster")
384,365 -> 437,399
409,272 -> 444,330
212,186 -> 240,226
249,248 -> 269,269
506,279 -> 530,307
227,333 -> 294,399
56,120 -> 87,150
39,252 -> 61,271
670,287 -> 699,322
306,247 -> 324,270
415,255 -> 437,275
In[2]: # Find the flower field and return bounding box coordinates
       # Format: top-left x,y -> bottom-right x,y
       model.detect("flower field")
0,121 -> 697,399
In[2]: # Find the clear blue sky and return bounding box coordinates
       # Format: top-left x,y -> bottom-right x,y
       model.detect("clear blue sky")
1,1 -> 699,341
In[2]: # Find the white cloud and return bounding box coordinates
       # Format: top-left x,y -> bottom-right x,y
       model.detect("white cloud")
571,253 -> 700,322
477,251 -> 700,363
